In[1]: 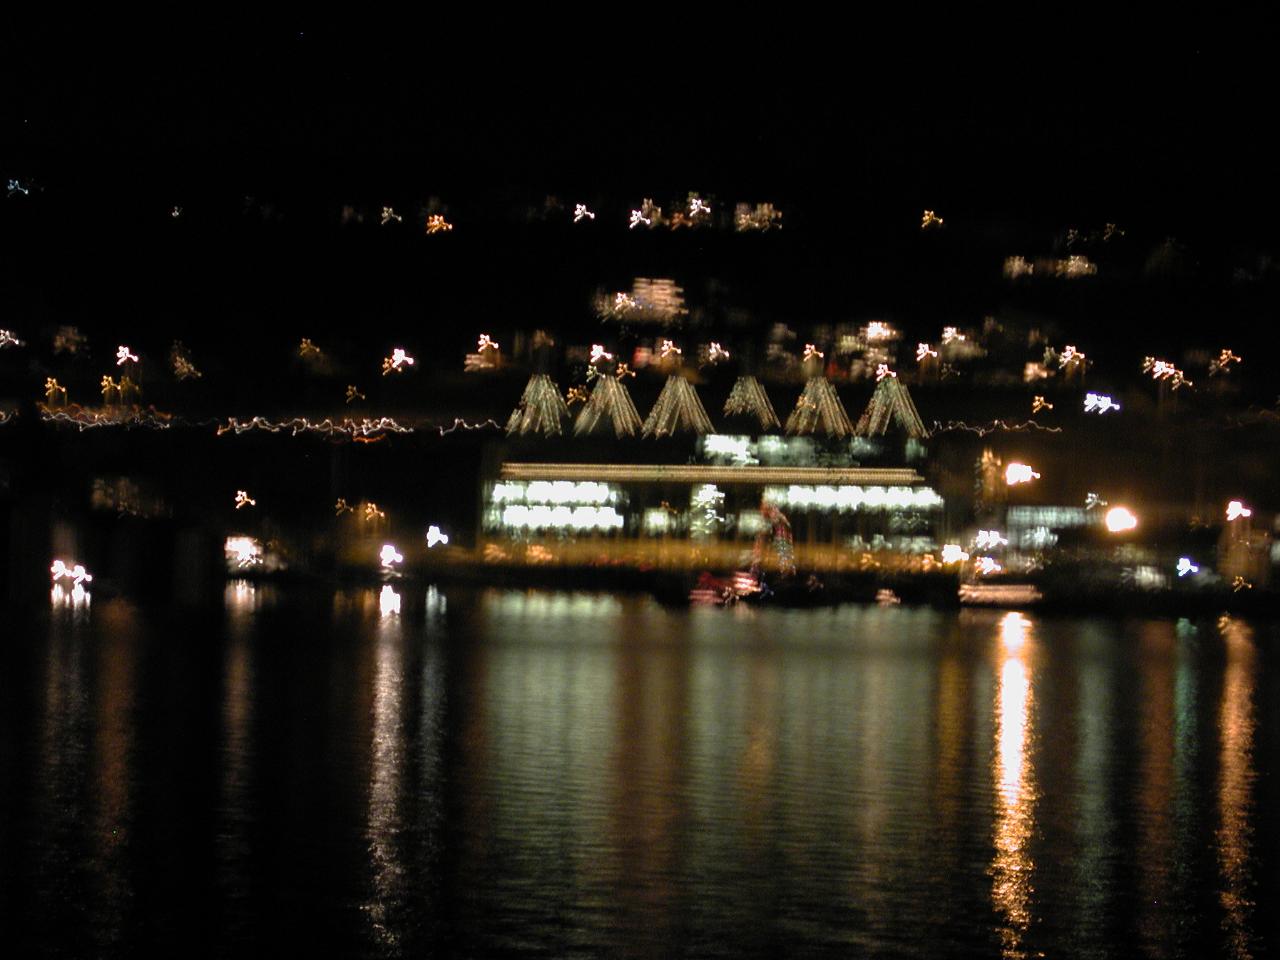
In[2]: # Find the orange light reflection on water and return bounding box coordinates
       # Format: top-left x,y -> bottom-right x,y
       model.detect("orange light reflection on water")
992,611 -> 1037,959
1217,616 -> 1258,960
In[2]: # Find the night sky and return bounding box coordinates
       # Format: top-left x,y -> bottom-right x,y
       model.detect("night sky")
2,36 -> 1277,382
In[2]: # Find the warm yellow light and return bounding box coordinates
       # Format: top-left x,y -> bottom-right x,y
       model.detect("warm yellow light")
1105,506 -> 1137,532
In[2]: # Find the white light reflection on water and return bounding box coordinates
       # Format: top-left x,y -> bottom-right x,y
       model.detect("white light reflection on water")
367,586 -> 406,948
50,582 -> 91,618
991,611 -> 1037,959
1216,616 -> 1258,960
482,589 -> 623,623
379,584 -> 401,618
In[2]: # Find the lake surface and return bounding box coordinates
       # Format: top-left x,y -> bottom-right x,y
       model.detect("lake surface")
2,584 -> 1276,958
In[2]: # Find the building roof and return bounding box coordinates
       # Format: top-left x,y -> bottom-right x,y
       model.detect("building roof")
499,462 -> 926,486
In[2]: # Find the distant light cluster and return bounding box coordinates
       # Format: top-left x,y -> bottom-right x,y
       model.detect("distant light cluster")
1003,256 -> 1034,279
1209,348 -> 1241,375
1083,392 -> 1119,413
382,347 -> 415,375
1142,356 -> 1192,390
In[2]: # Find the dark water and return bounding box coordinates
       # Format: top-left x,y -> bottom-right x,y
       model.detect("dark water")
3,584 -> 1277,958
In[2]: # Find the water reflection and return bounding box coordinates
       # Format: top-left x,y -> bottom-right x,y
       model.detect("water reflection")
379,584 -> 401,618
50,581 -> 91,618
1136,621 -> 1176,952
1216,616 -> 1257,959
367,588 -> 406,947
991,611 -> 1037,958
218,579 -> 257,942
14,589 -> 1278,957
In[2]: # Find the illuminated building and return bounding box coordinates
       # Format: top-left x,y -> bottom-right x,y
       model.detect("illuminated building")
482,374 -> 944,566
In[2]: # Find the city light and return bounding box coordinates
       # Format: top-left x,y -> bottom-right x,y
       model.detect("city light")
1226,500 -> 1252,521
116,345 -> 139,366
1104,506 -> 1138,532
50,559 -> 93,586
224,536 -> 263,568
234,490 -> 256,509
1176,557 -> 1199,577
1005,463 -> 1040,485
975,530 -> 1008,550
1083,392 -> 1120,413
382,348 -> 415,375
380,544 -> 404,568
940,544 -> 970,564
573,203 -> 595,222
426,525 -> 449,548
379,584 -> 400,617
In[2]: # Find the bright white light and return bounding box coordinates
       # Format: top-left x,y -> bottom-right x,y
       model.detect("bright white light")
763,484 -> 943,512
916,342 -> 937,362
426,525 -> 449,548
589,344 -> 614,365
1000,611 -> 1031,651
1085,492 -> 1107,511
50,559 -> 93,586
975,529 -> 1008,550
942,326 -> 965,344
1104,506 -> 1138,532
380,544 -> 404,568
0,329 -> 24,348
865,321 -> 893,341
224,536 -> 262,568
477,333 -> 499,352
1058,345 -> 1085,368
234,490 -> 256,509
1005,463 -> 1040,486
1226,500 -> 1252,522
1176,557 -> 1199,577
1083,392 -> 1120,413
116,345 -> 138,366
628,208 -> 651,229
875,363 -> 897,381
976,556 -> 1002,575
379,585 -> 401,617
382,348 -> 415,375
659,339 -> 682,359
573,203 -> 595,222
500,504 -> 624,531
941,544 -> 970,564
689,196 -> 711,217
